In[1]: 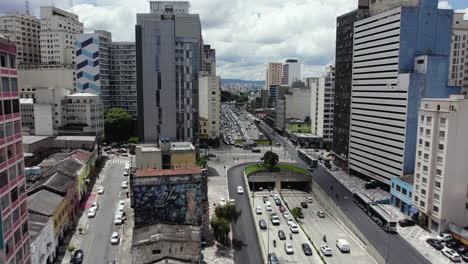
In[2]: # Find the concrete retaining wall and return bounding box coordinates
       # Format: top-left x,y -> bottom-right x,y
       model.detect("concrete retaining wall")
309,179 -> 385,264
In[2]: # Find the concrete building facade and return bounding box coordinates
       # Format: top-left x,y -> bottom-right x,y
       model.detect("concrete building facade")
198,75 -> 221,141
281,59 -> 301,86
310,66 -> 335,148
265,62 -> 282,91
63,93 -> 104,136
348,1 -> 460,184
18,65 -> 76,99
0,36 -> 31,264
201,44 -> 215,76
0,13 -> 41,65
412,95 -> 468,234
39,6 -> 83,65
448,12 -> 468,96
136,1 -> 202,143
135,140 -> 196,170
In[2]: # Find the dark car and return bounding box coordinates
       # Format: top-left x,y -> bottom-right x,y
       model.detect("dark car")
268,253 -> 280,264
278,230 -> 286,240
461,252 -> 468,262
259,219 -> 267,230
207,153 -> 216,158
71,249 -> 84,264
426,238 -> 444,250
365,180 -> 378,190
298,212 -> 304,219
302,243 -> 313,256
263,196 -> 269,203
398,219 -> 416,227
455,244 -> 468,254
301,202 -> 308,208
446,239 -> 461,249
274,198 -> 282,206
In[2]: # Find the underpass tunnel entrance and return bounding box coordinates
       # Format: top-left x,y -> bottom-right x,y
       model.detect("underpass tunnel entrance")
281,181 -> 310,192
248,181 -> 274,192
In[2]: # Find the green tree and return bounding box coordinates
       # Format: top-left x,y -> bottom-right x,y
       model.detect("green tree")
291,207 -> 302,220
215,203 -> 242,225
324,160 -> 331,169
210,217 -> 231,245
261,151 -> 279,171
128,137 -> 139,144
104,108 -> 135,142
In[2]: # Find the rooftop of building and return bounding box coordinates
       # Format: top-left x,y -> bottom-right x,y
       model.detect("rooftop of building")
67,93 -> 99,97
28,189 -> 64,217
135,165 -> 201,177
29,171 -> 75,196
292,133 -> 322,139
29,213 -> 51,242
54,135 -> 96,142
396,174 -> 415,186
286,118 -> 308,124
139,145 -> 160,152
20,98 -> 34,104
132,223 -> 200,246
422,94 -> 466,102
170,142 -> 195,151
22,135 -> 51,145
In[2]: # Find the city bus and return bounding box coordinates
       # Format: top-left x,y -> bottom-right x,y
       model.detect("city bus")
353,192 -> 396,233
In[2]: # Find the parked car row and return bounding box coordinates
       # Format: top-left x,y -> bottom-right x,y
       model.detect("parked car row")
425,233 -> 468,262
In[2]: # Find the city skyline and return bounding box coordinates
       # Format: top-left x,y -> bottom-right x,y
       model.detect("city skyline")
2,0 -> 465,80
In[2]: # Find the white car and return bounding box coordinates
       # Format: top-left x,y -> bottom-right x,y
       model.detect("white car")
91,201 -> 99,211
114,215 -> 123,225
317,211 -> 326,218
306,197 -> 313,203
121,181 -> 128,189
220,198 -> 226,206
110,231 -> 120,245
266,205 -> 272,212
290,223 -> 299,233
437,233 -> 453,242
123,170 -> 129,176
284,243 -> 294,254
116,204 -> 125,214
97,187 -> 104,194
88,208 -> 96,218
283,212 -> 290,219
265,201 -> 271,206
256,206 -> 262,215
320,245 -> 333,256
237,186 -> 244,194
442,248 -> 461,262
287,218 -> 294,226
229,199 -> 235,204
119,200 -> 125,207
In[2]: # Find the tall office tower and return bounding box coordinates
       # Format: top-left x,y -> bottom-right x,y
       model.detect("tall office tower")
0,13 -> 41,65
199,76 -> 221,141
310,66 -> 335,149
265,62 -> 282,90
0,36 -> 31,264
40,6 -> 83,65
348,0 -> 460,185
76,30 -> 111,95
332,0 -> 369,167
201,44 -> 216,76
109,42 -> 137,116
448,13 -> 468,96
136,1 -> 202,143
281,59 -> 301,86
412,95 -> 468,233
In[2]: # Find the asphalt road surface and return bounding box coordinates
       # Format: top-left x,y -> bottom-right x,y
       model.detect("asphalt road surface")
227,163 -> 264,264
80,156 -> 128,263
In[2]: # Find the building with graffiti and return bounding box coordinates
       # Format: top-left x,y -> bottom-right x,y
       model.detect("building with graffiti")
131,165 -> 207,227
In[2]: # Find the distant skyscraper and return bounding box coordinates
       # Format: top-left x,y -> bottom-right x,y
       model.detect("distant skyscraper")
348,0 -> 460,184
0,36 -> 31,264
0,13 -> 41,65
332,0 -> 369,167
40,6 -> 83,65
136,1 -> 202,143
201,44 -> 216,76
448,12 -> 468,96
281,59 -> 301,86
265,62 -> 282,90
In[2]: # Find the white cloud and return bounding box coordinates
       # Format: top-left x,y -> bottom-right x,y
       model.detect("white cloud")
438,1 -> 452,9
64,0 -> 357,80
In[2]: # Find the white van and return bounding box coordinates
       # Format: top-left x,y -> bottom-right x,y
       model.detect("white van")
336,239 -> 350,253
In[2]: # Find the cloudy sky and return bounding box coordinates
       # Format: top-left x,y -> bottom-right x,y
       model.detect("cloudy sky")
1,0 -> 467,80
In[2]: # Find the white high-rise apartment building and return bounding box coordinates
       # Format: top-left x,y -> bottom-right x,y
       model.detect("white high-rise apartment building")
448,13 -> 468,96
412,95 -> 468,234
40,6 -> 83,65
265,62 -> 282,90
281,59 -> 301,86
199,76 -> 221,140
310,66 -> 335,147
0,13 -> 41,65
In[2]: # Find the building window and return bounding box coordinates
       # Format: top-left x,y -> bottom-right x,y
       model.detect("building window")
439,131 -> 445,138
423,166 -> 428,172
440,118 -> 446,124
423,153 -> 429,160
437,156 -> 443,163
435,181 -> 441,188
433,206 -> 439,213
425,141 -> 430,148
434,193 -> 440,201
418,151 -> 422,157
421,115 -> 425,121
396,185 -> 401,192
436,169 -> 442,176
420,201 -> 425,207
419,127 -> 423,133
415,196 -> 419,202
426,116 -> 432,123
152,249 -> 161,254
422,178 -> 427,184
402,188 -> 407,195
438,144 -> 444,151
425,129 -> 430,135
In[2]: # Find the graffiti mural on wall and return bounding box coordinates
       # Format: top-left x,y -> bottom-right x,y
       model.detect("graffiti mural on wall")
133,183 -> 203,226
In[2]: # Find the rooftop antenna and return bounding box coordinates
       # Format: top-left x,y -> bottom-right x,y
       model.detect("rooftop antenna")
25,0 -> 30,15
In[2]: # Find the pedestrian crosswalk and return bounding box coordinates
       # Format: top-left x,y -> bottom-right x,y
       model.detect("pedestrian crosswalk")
107,159 -> 129,165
